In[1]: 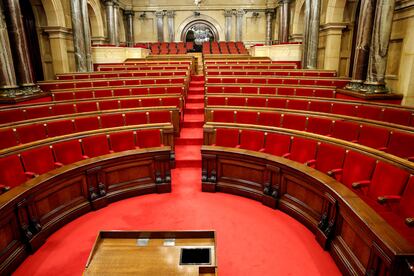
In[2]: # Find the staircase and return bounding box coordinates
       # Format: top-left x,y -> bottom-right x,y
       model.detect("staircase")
174,75 -> 205,169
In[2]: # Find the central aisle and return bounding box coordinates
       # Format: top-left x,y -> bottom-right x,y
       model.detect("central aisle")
13,76 -> 341,276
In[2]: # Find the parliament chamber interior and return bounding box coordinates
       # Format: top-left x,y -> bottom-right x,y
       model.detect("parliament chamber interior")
0,0 -> 414,275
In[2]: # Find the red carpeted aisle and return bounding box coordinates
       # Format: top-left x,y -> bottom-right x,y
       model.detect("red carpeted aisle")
13,75 -> 341,276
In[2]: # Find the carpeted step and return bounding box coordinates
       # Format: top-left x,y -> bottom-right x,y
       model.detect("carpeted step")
175,128 -> 203,145
188,87 -> 205,95
190,81 -> 205,87
187,94 -> 204,104
175,145 -> 202,168
191,75 -> 205,82
185,103 -> 204,114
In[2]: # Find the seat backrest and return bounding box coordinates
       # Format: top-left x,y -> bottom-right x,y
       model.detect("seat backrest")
331,120 -> 360,142
357,124 -> 390,150
212,110 -> 234,123
16,124 -> 47,144
263,133 -> 291,156
100,114 -> 125,128
0,128 -> 18,150
289,137 -> 318,164
52,139 -> 84,165
125,112 -> 147,125
74,116 -> 100,132
21,146 -> 56,175
239,130 -> 265,151
0,155 -> 27,188
81,135 -> 111,158
367,161 -> 409,200
46,120 -> 75,137
136,129 -> 162,148
214,128 -> 239,147
386,131 -> 414,160
315,143 -> 346,173
306,117 -> 333,135
258,112 -> 281,127
341,150 -> 376,188
235,111 -> 258,124
281,114 -> 307,131
109,131 -> 136,152
399,175 -> 414,219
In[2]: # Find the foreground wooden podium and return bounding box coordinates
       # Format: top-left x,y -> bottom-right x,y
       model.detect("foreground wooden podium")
84,230 -> 217,275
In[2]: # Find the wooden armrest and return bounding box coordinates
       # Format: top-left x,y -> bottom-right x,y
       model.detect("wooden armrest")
352,180 -> 371,189
282,153 -> 290,158
408,156 -> 414,162
377,195 -> 401,204
82,155 -> 90,159
0,184 -> 10,193
377,146 -> 387,151
54,162 -> 64,168
235,145 -> 240,148
258,148 -> 265,152
109,150 -> 115,154
25,172 -> 38,178
305,159 -> 316,167
327,168 -> 342,177
405,218 -> 414,227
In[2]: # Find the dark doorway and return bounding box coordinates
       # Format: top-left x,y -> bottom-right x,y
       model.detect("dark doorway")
20,0 -> 44,81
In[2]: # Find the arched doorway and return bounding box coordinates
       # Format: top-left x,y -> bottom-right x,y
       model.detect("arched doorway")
181,20 -> 219,52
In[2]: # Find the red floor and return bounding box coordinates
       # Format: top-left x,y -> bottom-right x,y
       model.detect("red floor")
13,76 -> 341,275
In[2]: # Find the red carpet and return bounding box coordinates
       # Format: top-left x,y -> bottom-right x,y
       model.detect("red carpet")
13,76 -> 341,275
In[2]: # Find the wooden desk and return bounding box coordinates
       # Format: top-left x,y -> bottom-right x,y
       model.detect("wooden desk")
84,231 -> 217,275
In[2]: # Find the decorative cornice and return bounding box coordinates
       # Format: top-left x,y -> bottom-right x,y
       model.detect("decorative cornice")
395,0 -> 414,10
319,23 -> 348,31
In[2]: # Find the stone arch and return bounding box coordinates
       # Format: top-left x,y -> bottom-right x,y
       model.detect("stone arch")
324,0 -> 346,23
177,14 -> 224,42
87,0 -> 105,38
40,0 -> 66,27
291,0 -> 305,36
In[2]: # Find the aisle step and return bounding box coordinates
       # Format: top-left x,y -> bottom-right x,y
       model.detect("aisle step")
188,87 -> 205,95
187,95 -> 204,103
182,113 -> 204,128
175,145 -> 202,168
191,75 -> 205,82
185,103 -> 204,114
175,128 -> 203,145
190,81 -> 205,87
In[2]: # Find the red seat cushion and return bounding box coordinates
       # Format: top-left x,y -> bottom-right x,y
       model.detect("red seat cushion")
0,109 -> 25,124
74,116 -> 100,132
287,99 -> 309,111
53,103 -> 75,115
0,155 -> 27,188
331,120 -> 360,142
25,106 -> 52,119
46,120 -> 75,137
239,130 -> 265,151
386,131 -> 414,160
16,124 -> 47,144
100,114 -> 125,128
207,97 -> 226,106
282,114 -> 307,131
52,140 -> 84,164
357,124 -> 390,150
382,108 -> 412,126
258,112 -> 281,127
120,99 -> 140,108
227,97 -> 246,106
109,131 -> 137,152
21,146 -> 56,175
356,105 -> 383,121
340,151 -> 376,188
331,103 -> 357,116
81,135 -> 111,158
215,128 -> 239,147
212,110 -> 234,123
0,128 -> 18,150
99,100 -> 119,111
306,117 -> 333,135
247,97 -> 266,107
308,101 -> 332,113
148,111 -> 171,123
236,111 -> 258,124
125,112 -> 147,125
76,102 -> 98,113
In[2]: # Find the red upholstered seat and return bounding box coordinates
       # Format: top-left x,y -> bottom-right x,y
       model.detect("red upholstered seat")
162,97 -> 180,107
227,97 -> 246,106
53,103 -> 76,115
241,87 -> 257,94
260,87 -> 276,95
99,100 -> 119,110
356,105 -> 383,121
21,146 -> 57,175
100,114 -> 125,128
267,98 -> 287,108
94,89 -> 113,98
81,135 -> 111,158
25,106 -> 52,119
74,116 -> 100,132
330,150 -> 376,188
286,137 -> 317,164
382,108 -> 412,126
125,112 -> 147,125
247,98 -> 266,107
397,176 -> 414,226
52,140 -> 84,164
214,128 -> 239,147
306,117 -> 333,135
258,112 -> 281,127
109,131 -> 137,152
263,133 -> 291,156
0,128 -> 18,150
357,125 -> 390,150
46,120 -> 75,137
74,91 -> 93,100
287,99 -> 309,111
53,92 -> 74,101
131,87 -> 148,95
315,143 -> 346,173
281,114 -> 307,131
207,97 -> 226,106
331,103 -> 357,116
387,131 -> 414,161
239,130 -> 265,151
0,109 -> 25,124
308,101 -> 332,113
141,98 -> 161,107
113,88 -> 130,97
212,110 -> 234,123
235,111 -> 258,124
16,124 -> 47,144
0,155 -> 28,189
136,129 -> 163,148
120,99 -> 140,108
331,120 -> 360,142
76,102 -> 98,113
148,111 -> 171,123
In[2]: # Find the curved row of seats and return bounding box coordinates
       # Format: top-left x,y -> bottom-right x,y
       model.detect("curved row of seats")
55,70 -> 189,80
205,64 -> 298,70
0,97 -> 181,124
206,108 -> 414,161
39,76 -> 187,91
204,124 -> 414,243
205,76 -> 349,87
0,125 -> 170,193
205,95 -> 414,126
96,65 -> 190,72
205,69 -> 337,77
51,86 -> 185,101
